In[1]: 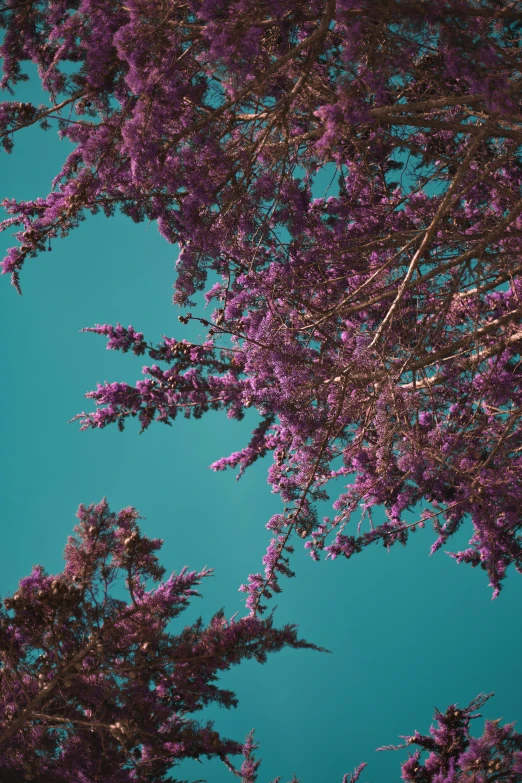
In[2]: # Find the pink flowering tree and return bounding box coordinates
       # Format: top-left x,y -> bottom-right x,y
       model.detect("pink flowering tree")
2,2 -> 522,608
0,499 -> 325,782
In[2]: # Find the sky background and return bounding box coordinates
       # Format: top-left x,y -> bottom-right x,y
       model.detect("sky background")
1,74 -> 521,783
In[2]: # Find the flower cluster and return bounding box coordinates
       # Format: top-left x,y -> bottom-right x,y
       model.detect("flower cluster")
0,500 -> 321,782
378,693 -> 522,783
2,2 -> 522,607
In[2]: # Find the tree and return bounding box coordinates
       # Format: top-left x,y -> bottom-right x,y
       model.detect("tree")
1,4 -> 521,781
0,499 -> 323,782
1,501 -> 520,783
1,2 -> 522,606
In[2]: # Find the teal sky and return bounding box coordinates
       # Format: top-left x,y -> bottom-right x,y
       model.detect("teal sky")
1,76 -> 521,783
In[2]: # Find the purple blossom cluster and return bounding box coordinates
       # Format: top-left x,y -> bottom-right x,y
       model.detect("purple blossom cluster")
378,693 -> 522,783
0,500 -> 322,782
2,1 -> 522,609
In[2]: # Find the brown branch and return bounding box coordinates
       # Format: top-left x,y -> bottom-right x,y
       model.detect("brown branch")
400,329 -> 522,389
368,127 -> 488,349
163,0 -> 336,151
0,91 -> 86,139
369,93 -> 485,118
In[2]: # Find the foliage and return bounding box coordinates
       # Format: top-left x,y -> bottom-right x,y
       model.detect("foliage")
377,693 -> 522,783
3,0 -> 520,606
1,4 -> 522,781
0,499 -> 323,782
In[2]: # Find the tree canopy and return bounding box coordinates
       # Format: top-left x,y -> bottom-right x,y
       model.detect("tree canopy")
0,500 -> 321,781
2,1 -> 522,608
1,0 -> 522,780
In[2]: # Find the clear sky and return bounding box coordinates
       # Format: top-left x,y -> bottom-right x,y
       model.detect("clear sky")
1,75 -> 521,783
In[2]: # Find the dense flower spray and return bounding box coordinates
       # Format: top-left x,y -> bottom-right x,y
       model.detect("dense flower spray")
377,693 -> 522,783
0,499 -> 323,782
2,2 -> 522,608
